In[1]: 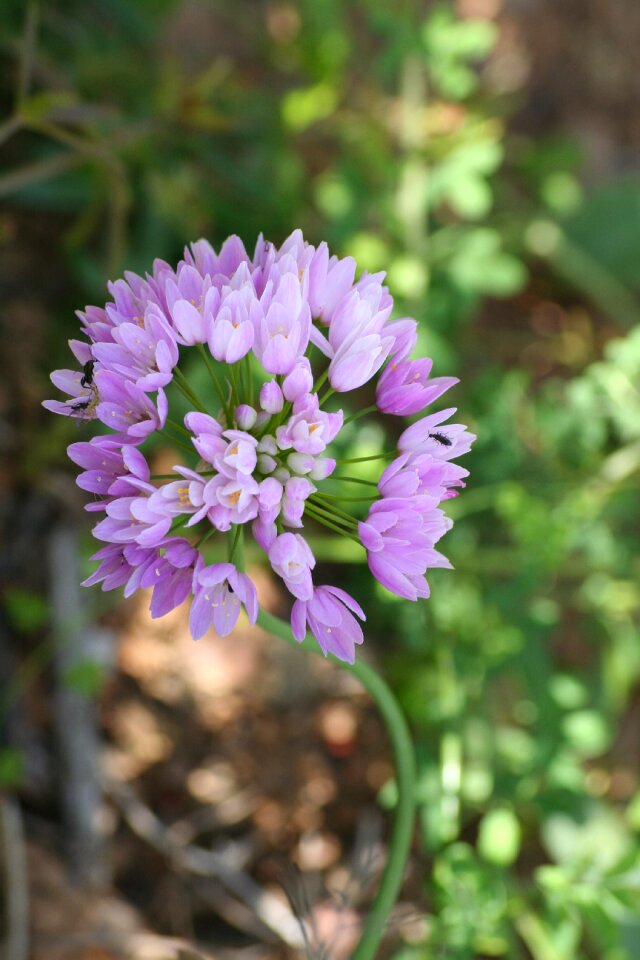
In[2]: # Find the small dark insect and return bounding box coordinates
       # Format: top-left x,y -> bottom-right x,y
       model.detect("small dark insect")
70,398 -> 91,412
80,360 -> 95,388
429,431 -> 453,447
67,386 -> 99,422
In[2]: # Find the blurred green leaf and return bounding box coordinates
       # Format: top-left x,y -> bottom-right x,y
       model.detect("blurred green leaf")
447,228 -> 527,296
543,807 -> 631,873
19,91 -> 79,123
62,659 -> 105,697
282,83 -> 338,130
3,588 -> 48,632
478,808 -> 522,866
431,843 -> 509,954
423,7 -> 498,100
563,179 -> 640,289
0,748 -> 24,789
562,711 -> 610,758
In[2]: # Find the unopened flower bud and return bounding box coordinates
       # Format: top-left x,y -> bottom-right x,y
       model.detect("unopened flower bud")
283,359 -> 313,402
282,477 -> 315,527
255,411 -> 271,429
260,380 -> 284,414
235,404 -> 257,430
309,457 -> 336,481
258,435 -> 278,455
273,466 -> 291,484
257,454 -> 277,474
285,476 -> 316,500
252,518 -> 277,551
282,498 -> 304,527
287,452 -> 314,474
258,476 -> 283,509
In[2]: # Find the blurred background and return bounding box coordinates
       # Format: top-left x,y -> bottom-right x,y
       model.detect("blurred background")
1,1 -> 640,958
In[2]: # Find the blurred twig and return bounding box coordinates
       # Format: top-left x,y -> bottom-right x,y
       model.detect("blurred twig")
16,0 -> 39,107
282,863 -> 322,959
280,812 -> 383,960
0,116 -> 23,147
0,794 -> 29,960
107,777 -> 305,949
528,222 -> 640,329
2,0 -> 131,276
168,790 -> 259,842
0,151 -> 83,197
49,522 -> 109,888
194,880 -> 287,947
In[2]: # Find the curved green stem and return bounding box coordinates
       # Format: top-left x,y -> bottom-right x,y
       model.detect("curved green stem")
233,527 -> 416,956
304,502 -> 361,544
312,367 -> 329,395
158,429 -> 196,457
228,523 -> 242,563
331,475 -> 379,488
256,608 -> 417,960
173,368 -> 207,414
308,495 -> 358,528
166,417 -> 191,438
168,513 -> 192,534
344,404 -> 378,426
308,495 -> 359,529
313,492 -> 378,503
227,362 -> 240,409
196,345 -> 231,421
318,386 -> 335,407
336,451 -> 396,465
243,354 -> 254,406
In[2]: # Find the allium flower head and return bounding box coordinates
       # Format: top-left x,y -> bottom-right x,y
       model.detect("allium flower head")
45,231 -> 474,662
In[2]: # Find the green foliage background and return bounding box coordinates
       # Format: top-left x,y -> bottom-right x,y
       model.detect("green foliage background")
2,1 -> 639,957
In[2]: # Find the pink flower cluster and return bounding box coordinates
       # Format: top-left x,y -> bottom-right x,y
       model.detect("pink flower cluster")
45,231 -> 474,662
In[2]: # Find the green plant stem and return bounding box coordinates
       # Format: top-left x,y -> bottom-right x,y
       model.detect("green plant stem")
306,496 -> 358,529
227,362 -> 240,409
196,345 -> 230,419
228,523 -> 242,563
313,492 -> 378,503
277,402 -> 293,428
304,503 -> 361,543
255,607 -> 417,960
312,367 -> 329,395
232,526 -> 416,960
159,430 -> 196,456
243,354 -> 254,406
232,525 -> 246,569
344,404 -> 378,426
309,495 -> 359,529
318,386 -> 335,406
336,451 -> 396,464
167,417 -> 191,438
173,368 -> 207,414
304,500 -> 354,532
169,513 -> 192,534
194,526 -> 217,549
307,508 -> 358,541
331,475 -> 379,488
